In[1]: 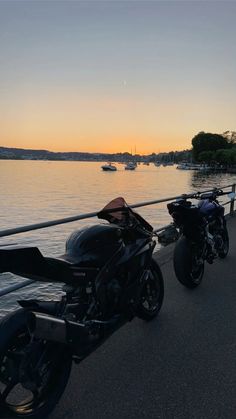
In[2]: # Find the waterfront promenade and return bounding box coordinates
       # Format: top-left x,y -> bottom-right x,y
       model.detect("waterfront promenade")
50,215 -> 236,419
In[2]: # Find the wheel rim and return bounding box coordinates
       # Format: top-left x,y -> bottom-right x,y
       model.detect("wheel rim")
220,232 -> 229,255
190,245 -> 204,285
141,270 -> 161,313
190,253 -> 204,284
0,329 -> 66,415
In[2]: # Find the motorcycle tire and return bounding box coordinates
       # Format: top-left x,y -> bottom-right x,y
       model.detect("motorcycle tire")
173,236 -> 204,289
136,259 -> 164,321
218,226 -> 229,259
0,309 -> 72,419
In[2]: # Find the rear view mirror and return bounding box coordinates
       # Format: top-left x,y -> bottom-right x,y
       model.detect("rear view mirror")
227,192 -> 236,199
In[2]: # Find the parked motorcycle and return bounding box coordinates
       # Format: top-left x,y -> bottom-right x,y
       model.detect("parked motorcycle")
167,188 -> 231,288
0,197 -> 164,418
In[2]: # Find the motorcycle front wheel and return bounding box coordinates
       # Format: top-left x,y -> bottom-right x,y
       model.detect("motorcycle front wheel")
136,259 -> 164,321
173,236 -> 204,289
218,226 -> 229,258
0,309 -> 72,419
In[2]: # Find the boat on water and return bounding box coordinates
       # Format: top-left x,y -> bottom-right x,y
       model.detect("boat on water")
101,163 -> 117,171
176,163 -> 209,171
198,165 -> 212,171
176,163 -> 192,170
125,162 -> 136,170
162,162 -> 174,167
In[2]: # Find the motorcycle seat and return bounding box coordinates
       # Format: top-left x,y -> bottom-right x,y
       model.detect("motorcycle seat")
46,256 -> 100,283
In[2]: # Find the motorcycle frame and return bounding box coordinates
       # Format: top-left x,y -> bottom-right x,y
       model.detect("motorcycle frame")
17,231 -> 156,362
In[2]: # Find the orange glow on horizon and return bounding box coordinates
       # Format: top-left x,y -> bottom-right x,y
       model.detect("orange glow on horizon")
0,87 -> 229,154
0,134 -> 191,155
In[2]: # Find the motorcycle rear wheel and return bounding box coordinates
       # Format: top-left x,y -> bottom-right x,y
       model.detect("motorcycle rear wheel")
173,236 -> 204,289
0,309 -> 72,419
136,259 -> 164,321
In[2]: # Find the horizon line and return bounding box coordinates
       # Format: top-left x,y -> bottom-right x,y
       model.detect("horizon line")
0,145 -> 191,156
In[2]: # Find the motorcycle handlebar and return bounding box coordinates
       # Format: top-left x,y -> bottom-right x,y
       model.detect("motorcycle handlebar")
177,189 -> 229,202
190,189 -> 228,200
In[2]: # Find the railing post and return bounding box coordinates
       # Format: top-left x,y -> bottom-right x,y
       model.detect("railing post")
230,184 -> 236,215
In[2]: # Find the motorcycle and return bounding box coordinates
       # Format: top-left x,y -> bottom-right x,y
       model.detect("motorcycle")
167,188 -> 230,288
0,197 -> 164,418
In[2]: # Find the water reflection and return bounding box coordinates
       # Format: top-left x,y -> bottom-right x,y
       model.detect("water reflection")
191,170 -> 236,190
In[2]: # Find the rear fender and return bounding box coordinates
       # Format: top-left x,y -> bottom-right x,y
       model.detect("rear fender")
0,247 -> 73,283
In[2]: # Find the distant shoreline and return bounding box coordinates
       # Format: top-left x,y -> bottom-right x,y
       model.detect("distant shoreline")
0,158 -> 129,163
0,145 -> 191,163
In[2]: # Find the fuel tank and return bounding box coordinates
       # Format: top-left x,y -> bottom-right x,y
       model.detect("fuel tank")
63,224 -> 124,267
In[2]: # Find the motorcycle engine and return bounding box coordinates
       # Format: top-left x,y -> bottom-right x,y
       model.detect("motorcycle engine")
209,221 -> 224,253
106,278 -> 122,313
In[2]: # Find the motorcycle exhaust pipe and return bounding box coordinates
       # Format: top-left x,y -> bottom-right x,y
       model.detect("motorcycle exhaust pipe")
28,311 -> 89,344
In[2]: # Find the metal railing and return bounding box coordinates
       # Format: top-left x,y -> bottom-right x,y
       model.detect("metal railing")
0,184 -> 235,298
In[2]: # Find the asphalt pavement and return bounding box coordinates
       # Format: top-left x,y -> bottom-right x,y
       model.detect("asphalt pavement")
50,216 -> 236,419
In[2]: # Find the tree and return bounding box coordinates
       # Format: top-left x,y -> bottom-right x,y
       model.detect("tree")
192,132 -> 231,161
222,131 -> 236,144
198,150 -> 215,163
214,148 -> 236,165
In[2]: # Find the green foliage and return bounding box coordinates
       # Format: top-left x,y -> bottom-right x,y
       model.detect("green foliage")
222,131 -> 236,144
214,149 -> 236,165
155,150 -> 192,163
198,151 -> 215,162
199,148 -> 236,165
192,131 -> 231,161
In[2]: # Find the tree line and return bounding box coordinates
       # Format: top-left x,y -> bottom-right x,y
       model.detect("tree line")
192,131 -> 236,166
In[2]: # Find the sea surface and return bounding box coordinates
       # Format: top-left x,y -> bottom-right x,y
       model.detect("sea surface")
0,160 -> 235,317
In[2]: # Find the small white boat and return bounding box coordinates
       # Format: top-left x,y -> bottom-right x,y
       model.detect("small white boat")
176,163 -> 191,170
101,163 -> 117,171
199,165 -> 212,171
176,163 -> 201,170
162,162 -> 174,167
125,162 -> 136,170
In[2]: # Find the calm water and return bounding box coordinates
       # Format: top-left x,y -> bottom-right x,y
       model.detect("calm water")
0,160 -> 235,316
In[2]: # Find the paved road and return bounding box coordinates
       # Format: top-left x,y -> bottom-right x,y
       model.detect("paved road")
51,216 -> 236,419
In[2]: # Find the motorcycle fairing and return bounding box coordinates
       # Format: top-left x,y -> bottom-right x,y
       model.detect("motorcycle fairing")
118,238 -> 155,266
198,199 -> 224,217
98,197 -> 153,233
61,224 -> 123,267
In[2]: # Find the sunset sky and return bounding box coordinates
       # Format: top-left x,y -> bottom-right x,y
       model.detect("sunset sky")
0,0 -> 236,154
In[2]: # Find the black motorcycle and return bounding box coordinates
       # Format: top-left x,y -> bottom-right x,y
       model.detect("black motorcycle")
0,197 -> 164,418
167,188 -> 230,288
